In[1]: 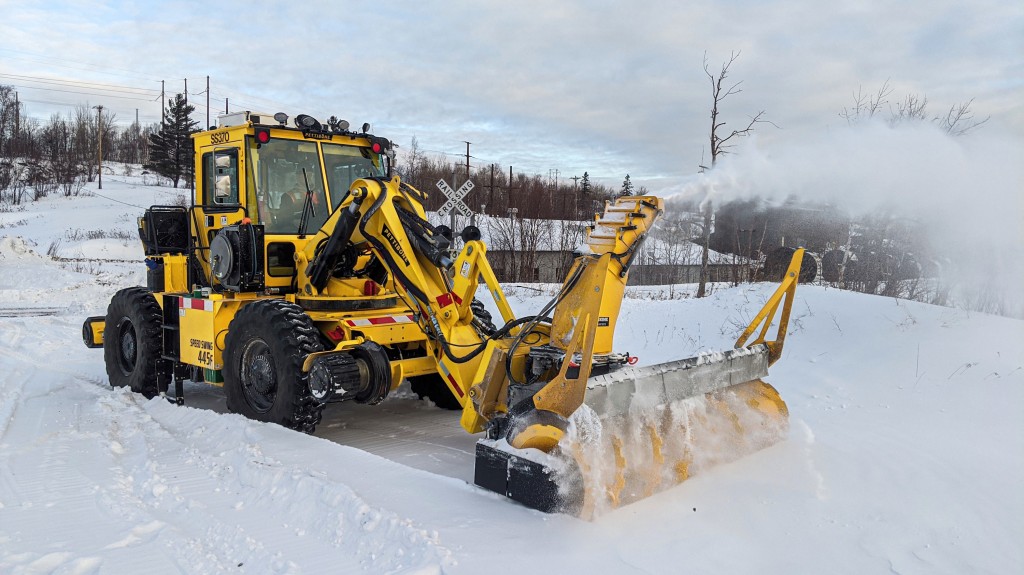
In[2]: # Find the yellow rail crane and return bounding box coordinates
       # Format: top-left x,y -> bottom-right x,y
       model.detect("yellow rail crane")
83,111 -> 805,515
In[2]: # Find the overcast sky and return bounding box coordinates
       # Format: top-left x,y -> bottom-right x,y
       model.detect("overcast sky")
1,0 -> 1021,192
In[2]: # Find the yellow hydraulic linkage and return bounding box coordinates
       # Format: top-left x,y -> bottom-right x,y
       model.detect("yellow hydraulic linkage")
735,248 -> 805,365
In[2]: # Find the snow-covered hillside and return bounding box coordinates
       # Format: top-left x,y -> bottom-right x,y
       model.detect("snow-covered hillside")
1,174 -> 1021,574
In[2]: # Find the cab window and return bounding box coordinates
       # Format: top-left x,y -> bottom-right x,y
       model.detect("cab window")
202,149 -> 239,206
246,137 -> 329,235
322,142 -> 386,209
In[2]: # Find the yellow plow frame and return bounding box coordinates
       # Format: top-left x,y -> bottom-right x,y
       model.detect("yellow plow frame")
477,249 -> 807,517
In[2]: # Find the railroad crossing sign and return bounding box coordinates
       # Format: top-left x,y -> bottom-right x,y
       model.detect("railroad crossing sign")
436,179 -> 474,218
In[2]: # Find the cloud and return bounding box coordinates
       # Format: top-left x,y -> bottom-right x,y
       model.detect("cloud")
0,0 -> 1020,190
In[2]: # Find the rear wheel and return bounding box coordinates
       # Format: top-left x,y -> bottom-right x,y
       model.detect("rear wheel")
223,299 -> 325,433
103,287 -> 163,399
409,374 -> 462,410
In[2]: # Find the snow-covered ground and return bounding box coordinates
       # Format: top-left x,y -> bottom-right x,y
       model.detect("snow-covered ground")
1,173 -> 1021,574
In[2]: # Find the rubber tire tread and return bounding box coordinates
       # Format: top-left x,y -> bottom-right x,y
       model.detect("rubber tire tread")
471,299 -> 497,336
223,299 -> 325,433
103,287 -> 163,399
409,374 -> 462,410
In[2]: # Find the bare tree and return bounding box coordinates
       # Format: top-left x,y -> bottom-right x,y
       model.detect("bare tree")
891,93 -> 928,124
696,51 -> 769,298
517,218 -> 549,282
840,80 -> 893,125
649,208 -> 702,296
554,219 -> 587,278
486,215 -> 519,281
937,99 -> 989,136
842,81 -> 989,136
399,135 -> 424,183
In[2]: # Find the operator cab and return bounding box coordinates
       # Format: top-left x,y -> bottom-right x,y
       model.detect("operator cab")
188,111 -> 395,291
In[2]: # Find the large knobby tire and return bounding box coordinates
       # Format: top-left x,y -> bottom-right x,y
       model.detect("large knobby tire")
103,287 -> 163,399
470,298 -> 497,336
223,299 -> 325,433
409,373 -> 462,410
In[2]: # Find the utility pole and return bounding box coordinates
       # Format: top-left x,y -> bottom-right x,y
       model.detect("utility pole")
225,98 -> 229,114
487,163 -> 496,213
462,141 -> 473,224
134,108 -> 140,164
547,169 -> 560,216
206,75 -> 210,128
571,175 -> 580,219
93,105 -> 104,190
14,91 -> 19,141
507,166 -> 520,215
161,80 -> 165,130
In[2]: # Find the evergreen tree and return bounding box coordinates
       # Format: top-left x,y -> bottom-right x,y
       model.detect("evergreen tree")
620,174 -> 633,196
146,94 -> 198,188
580,171 -> 591,197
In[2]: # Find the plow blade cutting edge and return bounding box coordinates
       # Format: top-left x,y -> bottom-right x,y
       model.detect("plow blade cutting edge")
474,249 -> 805,518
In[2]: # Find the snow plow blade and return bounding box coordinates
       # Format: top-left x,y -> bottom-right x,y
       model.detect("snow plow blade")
474,249 -> 805,518
583,344 -> 770,417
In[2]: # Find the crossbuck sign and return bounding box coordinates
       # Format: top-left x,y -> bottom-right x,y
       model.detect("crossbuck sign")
436,179 -> 474,218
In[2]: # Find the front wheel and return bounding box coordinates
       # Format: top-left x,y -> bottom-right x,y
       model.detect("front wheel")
103,287 -> 163,399
223,299 -> 324,433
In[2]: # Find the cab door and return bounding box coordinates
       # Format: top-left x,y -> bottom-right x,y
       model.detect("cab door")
192,144 -> 247,286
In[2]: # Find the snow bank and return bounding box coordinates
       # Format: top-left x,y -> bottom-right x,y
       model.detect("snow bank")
0,174 -> 1021,573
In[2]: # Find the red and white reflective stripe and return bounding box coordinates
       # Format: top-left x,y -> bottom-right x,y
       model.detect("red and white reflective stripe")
179,297 -> 214,312
437,360 -> 465,397
436,292 -> 463,308
344,314 -> 416,327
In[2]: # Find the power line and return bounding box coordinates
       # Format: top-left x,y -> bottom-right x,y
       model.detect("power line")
0,72 -> 160,95
0,48 -> 164,83
0,50 -> 359,126
7,83 -> 157,101
16,98 -> 160,125
89,190 -> 147,209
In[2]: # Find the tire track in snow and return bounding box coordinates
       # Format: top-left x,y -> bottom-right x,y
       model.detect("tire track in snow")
86,390 -> 316,574
0,318 -> 321,572
127,392 -> 455,574
0,357 -> 454,574
0,321 -> 31,444
0,315 -> 455,572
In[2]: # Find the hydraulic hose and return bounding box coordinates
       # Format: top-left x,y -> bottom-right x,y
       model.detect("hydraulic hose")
306,193 -> 364,291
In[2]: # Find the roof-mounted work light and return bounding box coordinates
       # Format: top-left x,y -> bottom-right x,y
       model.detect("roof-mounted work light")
294,114 -> 322,131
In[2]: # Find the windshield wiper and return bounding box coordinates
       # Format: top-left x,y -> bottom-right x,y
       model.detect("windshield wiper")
296,167 -> 316,238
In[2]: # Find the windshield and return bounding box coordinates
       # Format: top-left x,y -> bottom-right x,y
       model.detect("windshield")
322,142 -> 386,209
246,137 -> 329,234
